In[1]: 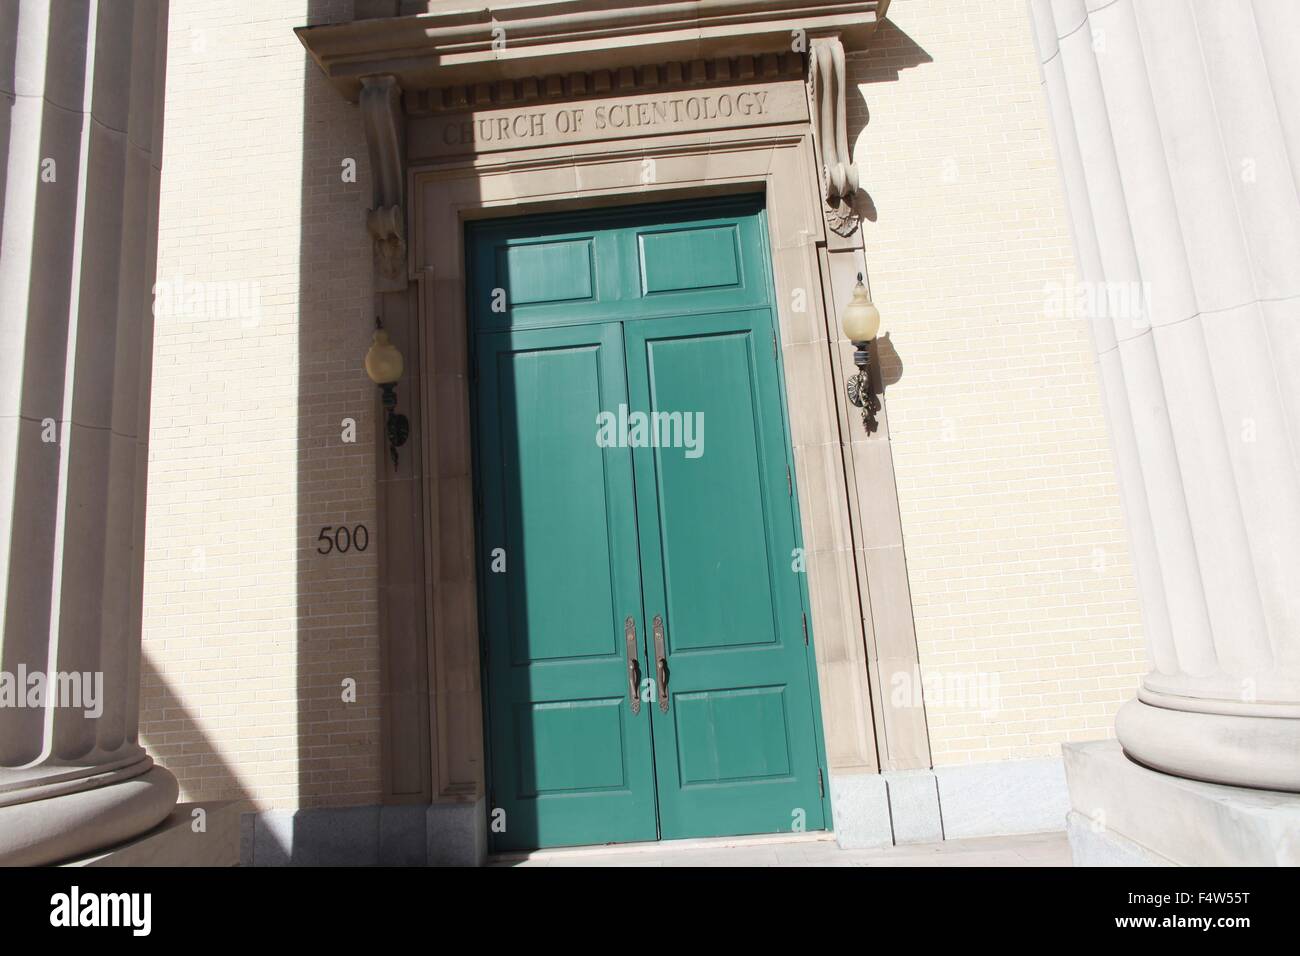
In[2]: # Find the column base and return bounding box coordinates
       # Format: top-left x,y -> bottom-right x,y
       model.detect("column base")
0,765 -> 179,866
1116,696 -> 1300,792
69,801 -> 245,867
1064,739 -> 1300,865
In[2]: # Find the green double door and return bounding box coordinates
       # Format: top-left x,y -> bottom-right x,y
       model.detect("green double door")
470,197 -> 828,850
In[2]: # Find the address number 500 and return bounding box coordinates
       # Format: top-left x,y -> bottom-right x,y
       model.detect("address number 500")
317,525 -> 369,555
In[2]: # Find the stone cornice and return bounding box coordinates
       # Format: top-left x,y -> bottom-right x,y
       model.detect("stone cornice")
296,0 -> 890,101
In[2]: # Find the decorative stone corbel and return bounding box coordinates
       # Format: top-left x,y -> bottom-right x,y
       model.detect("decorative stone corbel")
807,36 -> 861,237
360,74 -> 407,291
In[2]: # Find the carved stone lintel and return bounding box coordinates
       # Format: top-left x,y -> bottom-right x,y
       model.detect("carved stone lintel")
360,74 -> 408,291
807,36 -> 862,237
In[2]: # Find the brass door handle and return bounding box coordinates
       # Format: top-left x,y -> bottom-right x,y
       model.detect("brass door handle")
653,614 -> 668,713
624,616 -> 641,715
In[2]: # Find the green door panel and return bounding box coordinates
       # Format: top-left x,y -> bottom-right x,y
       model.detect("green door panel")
468,196 -> 771,332
474,322 -> 657,851
469,197 -> 828,851
638,223 -> 742,294
626,326 -> 780,654
624,309 -> 826,840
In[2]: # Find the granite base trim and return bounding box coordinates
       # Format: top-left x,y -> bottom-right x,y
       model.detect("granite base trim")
244,759 -> 1068,862
830,757 -> 1069,849
428,798 -> 488,866
241,799 -> 487,866
934,757 -> 1069,838
884,769 -> 944,844
829,772 -> 892,848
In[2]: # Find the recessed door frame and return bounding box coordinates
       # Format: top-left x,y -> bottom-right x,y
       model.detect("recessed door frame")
405,121 -> 885,819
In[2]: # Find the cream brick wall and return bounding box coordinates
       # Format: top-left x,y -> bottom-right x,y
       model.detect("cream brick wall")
142,0 -> 379,810
141,0 -> 1148,811
848,0 -> 1145,765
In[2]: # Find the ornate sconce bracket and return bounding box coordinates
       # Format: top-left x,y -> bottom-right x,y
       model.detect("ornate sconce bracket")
845,342 -> 880,431
807,36 -> 862,237
360,74 -> 408,291
380,381 -> 409,469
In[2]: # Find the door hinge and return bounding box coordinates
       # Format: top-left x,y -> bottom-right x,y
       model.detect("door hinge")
786,465 -> 792,496
802,612 -> 808,646
818,767 -> 825,798
771,330 -> 777,359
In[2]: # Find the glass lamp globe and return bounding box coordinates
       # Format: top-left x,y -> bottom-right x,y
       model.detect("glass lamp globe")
364,329 -> 404,385
841,276 -> 881,344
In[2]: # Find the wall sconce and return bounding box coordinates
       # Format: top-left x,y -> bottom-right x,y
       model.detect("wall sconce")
842,273 -> 882,431
364,320 -> 409,469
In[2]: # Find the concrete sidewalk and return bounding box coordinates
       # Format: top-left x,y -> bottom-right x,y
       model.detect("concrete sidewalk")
492,830 -> 1070,867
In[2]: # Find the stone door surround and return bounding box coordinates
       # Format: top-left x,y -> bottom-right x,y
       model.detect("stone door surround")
298,1 -> 932,845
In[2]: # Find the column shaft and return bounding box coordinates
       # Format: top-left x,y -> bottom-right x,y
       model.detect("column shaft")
0,0 -> 176,865
1029,0 -> 1300,791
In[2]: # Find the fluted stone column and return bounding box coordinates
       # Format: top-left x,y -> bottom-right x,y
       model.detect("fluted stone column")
1029,0 -> 1300,791
0,0 -> 176,864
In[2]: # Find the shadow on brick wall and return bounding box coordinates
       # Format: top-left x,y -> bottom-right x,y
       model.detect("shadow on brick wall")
846,19 -> 933,224
294,0 -> 383,814
139,653 -> 250,805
